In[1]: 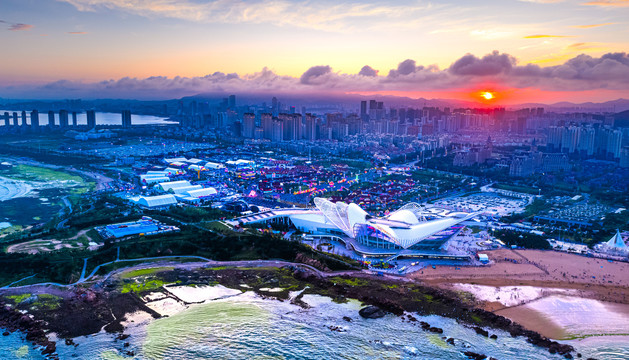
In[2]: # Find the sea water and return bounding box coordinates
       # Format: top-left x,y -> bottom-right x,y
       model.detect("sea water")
0,111 -> 176,127
2,291 -> 629,360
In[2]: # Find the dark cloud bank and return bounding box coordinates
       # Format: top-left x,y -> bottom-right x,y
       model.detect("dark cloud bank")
2,51 -> 629,100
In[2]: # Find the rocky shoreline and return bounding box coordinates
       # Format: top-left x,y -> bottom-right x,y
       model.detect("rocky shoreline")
0,263 -> 597,359
0,300 -> 57,358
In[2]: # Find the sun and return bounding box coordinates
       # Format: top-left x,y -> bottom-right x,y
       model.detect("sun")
481,91 -> 494,100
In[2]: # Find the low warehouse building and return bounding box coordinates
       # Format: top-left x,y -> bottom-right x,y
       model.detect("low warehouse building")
104,220 -> 159,238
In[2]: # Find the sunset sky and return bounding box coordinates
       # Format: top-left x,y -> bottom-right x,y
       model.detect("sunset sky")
1,0 -> 629,103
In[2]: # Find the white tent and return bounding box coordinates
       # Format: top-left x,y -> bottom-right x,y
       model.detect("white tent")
164,157 -> 187,164
158,180 -> 192,192
188,164 -> 205,171
606,229 -> 627,249
141,176 -> 169,184
172,185 -> 203,194
205,162 -> 225,170
185,187 -> 218,198
137,194 -> 177,208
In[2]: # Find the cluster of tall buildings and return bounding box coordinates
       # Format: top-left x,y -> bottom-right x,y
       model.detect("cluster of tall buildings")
0,109 -> 130,132
177,95 -> 529,142
509,152 -> 571,177
547,124 -> 623,160
243,112 -> 318,141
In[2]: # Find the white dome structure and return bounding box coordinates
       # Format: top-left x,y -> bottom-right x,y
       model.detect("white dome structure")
388,210 -> 419,225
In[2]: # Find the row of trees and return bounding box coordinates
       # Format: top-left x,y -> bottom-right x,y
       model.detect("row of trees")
0,223 -> 358,287
493,229 -> 551,250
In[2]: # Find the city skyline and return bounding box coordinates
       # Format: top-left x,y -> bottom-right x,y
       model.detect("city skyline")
1,0 -> 628,103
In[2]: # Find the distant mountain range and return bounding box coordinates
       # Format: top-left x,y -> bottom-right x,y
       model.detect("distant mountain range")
516,98 -> 629,113
3,93 -> 629,116
187,92 -> 629,113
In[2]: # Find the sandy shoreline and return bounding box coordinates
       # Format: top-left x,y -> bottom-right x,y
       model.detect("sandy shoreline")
0,175 -> 32,202
413,249 -> 629,305
496,295 -> 629,340
412,249 -> 629,340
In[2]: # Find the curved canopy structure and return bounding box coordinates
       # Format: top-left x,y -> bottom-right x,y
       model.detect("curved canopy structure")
313,197 -> 478,249
388,209 -> 420,225
137,194 -> 177,208
390,202 -> 428,222
313,197 -> 353,237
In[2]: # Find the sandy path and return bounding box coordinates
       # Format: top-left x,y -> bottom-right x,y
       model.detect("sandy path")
6,229 -> 92,254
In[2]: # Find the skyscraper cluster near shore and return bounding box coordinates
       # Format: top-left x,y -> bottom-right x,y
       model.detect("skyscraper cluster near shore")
0,109 -> 132,133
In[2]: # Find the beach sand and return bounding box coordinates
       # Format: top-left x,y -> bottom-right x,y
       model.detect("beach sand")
412,249 -> 629,339
412,249 -> 629,304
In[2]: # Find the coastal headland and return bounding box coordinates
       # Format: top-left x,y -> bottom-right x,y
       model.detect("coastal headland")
1,259 -> 582,359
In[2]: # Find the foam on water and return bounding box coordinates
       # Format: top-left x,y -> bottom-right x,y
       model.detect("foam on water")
0,332 -> 45,360
3,289 -> 629,359
526,295 -> 629,337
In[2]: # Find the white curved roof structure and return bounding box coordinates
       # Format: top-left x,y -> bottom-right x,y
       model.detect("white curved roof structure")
172,185 -> 203,194
137,194 -> 177,208
347,203 -> 368,230
390,202 -> 428,222
313,197 -> 353,237
388,210 -> 419,225
185,187 -> 218,198
313,197 -> 478,249
158,180 -> 192,192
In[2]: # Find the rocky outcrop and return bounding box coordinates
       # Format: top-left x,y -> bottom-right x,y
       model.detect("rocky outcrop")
0,301 -> 56,358
473,326 -> 489,337
294,253 -> 331,272
359,305 -> 387,319
463,351 -> 487,360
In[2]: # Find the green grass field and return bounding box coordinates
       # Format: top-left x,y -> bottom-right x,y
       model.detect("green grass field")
0,163 -> 96,228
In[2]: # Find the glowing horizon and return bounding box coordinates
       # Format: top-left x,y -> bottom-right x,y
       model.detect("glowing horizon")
0,0 -> 628,102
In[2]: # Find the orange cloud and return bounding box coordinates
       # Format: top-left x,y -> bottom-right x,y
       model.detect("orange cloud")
566,42 -> 599,50
8,23 -> 33,31
529,53 -> 575,64
572,22 -> 616,28
524,34 -> 573,38
583,0 -> 629,6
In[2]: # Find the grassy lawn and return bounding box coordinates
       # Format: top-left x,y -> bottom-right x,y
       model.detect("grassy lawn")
493,183 -> 540,195
200,221 -> 231,231
121,266 -> 175,279
8,164 -> 83,182
2,164 -> 95,193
